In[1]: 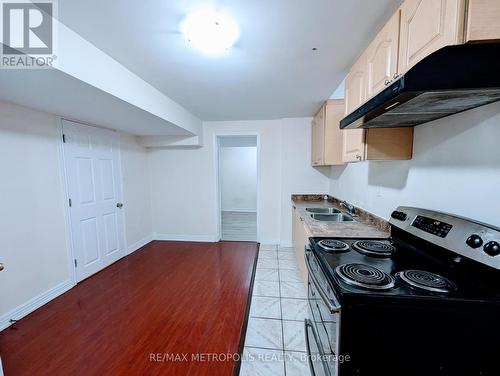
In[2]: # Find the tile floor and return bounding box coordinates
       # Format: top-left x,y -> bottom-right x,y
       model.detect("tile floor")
239,245 -> 311,376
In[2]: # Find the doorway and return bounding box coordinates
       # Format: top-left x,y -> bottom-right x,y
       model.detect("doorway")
217,136 -> 258,241
62,120 -> 127,282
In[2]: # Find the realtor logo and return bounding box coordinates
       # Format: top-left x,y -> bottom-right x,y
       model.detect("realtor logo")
1,0 -> 57,68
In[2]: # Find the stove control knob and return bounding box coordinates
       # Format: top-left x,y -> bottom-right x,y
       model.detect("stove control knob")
484,241 -> 500,257
466,234 -> 483,249
391,211 -> 407,221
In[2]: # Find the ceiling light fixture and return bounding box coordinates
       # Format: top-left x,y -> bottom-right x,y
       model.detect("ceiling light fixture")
181,9 -> 239,55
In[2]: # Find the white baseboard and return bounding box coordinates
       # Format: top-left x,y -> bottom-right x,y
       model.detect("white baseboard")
127,234 -> 154,255
0,279 -> 74,331
154,234 -> 219,242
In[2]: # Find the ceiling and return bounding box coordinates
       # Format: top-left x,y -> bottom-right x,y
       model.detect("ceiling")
58,0 -> 400,121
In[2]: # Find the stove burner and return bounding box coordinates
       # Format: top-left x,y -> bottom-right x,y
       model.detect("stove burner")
335,263 -> 395,290
397,270 -> 456,293
317,239 -> 349,253
352,240 -> 395,258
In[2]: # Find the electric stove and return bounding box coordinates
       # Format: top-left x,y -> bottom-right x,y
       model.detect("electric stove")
305,206 -> 500,376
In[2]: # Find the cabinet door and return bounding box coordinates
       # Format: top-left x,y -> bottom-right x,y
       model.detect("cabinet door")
342,129 -> 365,163
343,54 -> 367,163
323,100 -> 345,166
297,218 -> 310,287
366,10 -> 401,98
466,0 -> 500,42
311,107 -> 325,166
345,53 -> 367,114
292,210 -> 303,275
399,0 -> 466,73
292,207 -> 299,255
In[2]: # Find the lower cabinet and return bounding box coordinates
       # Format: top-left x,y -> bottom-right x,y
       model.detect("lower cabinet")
292,207 -> 311,288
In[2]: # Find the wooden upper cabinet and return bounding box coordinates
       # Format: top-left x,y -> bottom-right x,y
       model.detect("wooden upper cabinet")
311,108 -> 325,166
345,52 -> 367,114
324,100 -> 345,165
366,10 -> 401,99
311,100 -> 345,166
466,0 -> 500,42
343,48 -> 414,163
398,0 -> 466,74
342,127 -> 414,163
344,53 -> 368,163
342,129 -> 365,162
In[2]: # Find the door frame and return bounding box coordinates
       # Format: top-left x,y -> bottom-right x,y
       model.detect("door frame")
214,133 -> 261,242
59,118 -> 128,284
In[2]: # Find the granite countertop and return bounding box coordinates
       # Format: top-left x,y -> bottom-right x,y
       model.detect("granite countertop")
292,194 -> 390,238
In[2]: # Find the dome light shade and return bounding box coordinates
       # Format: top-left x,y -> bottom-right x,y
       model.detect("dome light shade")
181,9 -> 239,55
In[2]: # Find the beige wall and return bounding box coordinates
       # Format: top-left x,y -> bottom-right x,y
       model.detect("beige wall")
0,102 -> 152,326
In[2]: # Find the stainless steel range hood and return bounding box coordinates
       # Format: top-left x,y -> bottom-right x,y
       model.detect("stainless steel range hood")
340,43 -> 500,129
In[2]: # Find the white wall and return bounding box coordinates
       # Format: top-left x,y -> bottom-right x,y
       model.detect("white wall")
280,118 -> 330,246
329,101 -> 500,227
148,118 -> 330,245
0,102 -> 70,322
0,101 -> 152,326
120,133 -> 154,251
148,120 -> 282,243
330,78 -> 345,99
220,146 -> 257,211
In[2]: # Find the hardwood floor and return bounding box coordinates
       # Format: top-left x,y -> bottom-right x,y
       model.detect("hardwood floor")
221,211 -> 257,241
0,241 -> 258,376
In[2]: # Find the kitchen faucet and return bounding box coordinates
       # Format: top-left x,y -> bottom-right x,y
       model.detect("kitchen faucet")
340,200 -> 357,217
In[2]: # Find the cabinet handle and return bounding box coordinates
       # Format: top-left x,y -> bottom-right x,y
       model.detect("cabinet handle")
393,73 -> 400,80
384,79 -> 391,86
355,154 -> 362,160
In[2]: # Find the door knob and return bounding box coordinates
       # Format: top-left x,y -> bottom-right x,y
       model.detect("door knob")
116,203 -> 124,208
0,263 -> 4,271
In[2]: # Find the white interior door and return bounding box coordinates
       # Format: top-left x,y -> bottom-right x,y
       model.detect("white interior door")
62,120 -> 126,282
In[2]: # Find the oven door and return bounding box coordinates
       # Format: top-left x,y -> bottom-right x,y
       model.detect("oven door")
305,246 -> 341,376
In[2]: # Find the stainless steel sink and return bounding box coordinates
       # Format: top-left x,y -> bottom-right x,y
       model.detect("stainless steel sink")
309,213 -> 355,222
305,207 -> 341,214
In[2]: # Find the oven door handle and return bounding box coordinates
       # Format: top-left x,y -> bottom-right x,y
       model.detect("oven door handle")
305,319 -> 331,376
304,319 -> 317,376
305,248 -> 341,313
